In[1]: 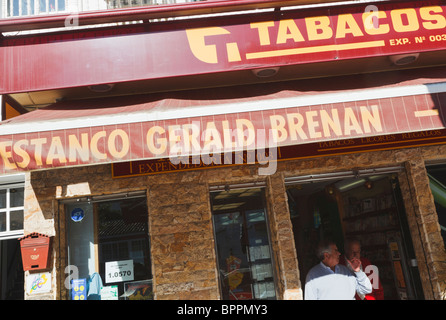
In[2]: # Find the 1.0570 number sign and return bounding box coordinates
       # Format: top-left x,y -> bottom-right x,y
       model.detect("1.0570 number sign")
108,270 -> 132,279
105,260 -> 134,284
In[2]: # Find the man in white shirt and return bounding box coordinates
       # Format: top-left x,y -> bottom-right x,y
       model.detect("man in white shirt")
304,239 -> 372,300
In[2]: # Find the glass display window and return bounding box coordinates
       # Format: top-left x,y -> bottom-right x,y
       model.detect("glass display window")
210,187 -> 277,300
65,194 -> 153,300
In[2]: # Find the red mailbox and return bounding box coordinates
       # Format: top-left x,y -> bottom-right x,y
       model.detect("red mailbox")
19,232 -> 52,271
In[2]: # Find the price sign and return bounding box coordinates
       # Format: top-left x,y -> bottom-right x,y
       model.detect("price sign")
105,260 -> 134,283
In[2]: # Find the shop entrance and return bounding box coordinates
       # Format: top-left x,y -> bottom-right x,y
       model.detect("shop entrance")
0,182 -> 25,300
286,169 -> 424,300
0,239 -> 24,300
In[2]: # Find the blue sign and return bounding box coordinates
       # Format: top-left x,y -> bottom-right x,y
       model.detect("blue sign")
71,208 -> 85,222
71,278 -> 87,300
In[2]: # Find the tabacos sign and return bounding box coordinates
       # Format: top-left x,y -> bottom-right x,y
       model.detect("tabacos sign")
2,1 -> 446,94
185,0 -> 446,66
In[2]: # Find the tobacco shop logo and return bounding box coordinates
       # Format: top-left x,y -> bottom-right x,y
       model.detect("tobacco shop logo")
186,4 -> 446,64
185,5 -> 382,65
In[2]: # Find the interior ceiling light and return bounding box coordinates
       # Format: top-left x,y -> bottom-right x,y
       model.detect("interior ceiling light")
252,67 -> 280,78
364,180 -> 374,190
88,83 -> 115,93
389,53 -> 419,66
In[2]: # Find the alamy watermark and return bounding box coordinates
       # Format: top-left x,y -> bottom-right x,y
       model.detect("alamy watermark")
165,126 -> 279,176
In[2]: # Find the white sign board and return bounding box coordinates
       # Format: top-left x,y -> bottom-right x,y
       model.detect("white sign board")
27,272 -> 52,295
105,260 -> 134,283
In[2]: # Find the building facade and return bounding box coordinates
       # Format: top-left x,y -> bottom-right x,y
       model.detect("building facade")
0,0 -> 446,300
1,0 -> 200,19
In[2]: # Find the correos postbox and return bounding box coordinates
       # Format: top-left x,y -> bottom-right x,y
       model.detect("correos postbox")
19,232 -> 52,271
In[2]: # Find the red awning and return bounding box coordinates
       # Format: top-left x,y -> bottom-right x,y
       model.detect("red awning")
1,76 -> 446,174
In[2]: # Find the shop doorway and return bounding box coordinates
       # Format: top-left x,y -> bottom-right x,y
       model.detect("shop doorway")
286,170 -> 424,300
65,192 -> 153,300
0,181 -> 25,300
210,187 -> 277,300
0,239 -> 24,300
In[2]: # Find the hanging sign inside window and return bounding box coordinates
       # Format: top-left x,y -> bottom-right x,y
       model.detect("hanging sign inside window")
105,260 -> 134,283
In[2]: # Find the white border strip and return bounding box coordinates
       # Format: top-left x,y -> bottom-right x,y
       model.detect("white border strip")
1,82 -> 446,135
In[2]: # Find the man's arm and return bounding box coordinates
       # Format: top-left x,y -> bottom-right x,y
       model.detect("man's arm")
354,269 -> 373,295
347,258 -> 373,295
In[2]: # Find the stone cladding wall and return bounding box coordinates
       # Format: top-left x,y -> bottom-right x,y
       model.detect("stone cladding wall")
23,145 -> 446,299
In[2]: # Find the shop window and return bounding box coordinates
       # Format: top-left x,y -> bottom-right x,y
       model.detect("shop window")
426,164 -> 446,248
0,185 -> 24,239
286,171 -> 424,300
210,187 -> 277,300
5,0 -> 65,17
66,194 -> 152,300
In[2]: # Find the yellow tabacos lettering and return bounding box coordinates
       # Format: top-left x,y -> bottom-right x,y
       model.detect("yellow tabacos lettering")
187,5 -> 446,64
251,6 -> 446,45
